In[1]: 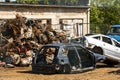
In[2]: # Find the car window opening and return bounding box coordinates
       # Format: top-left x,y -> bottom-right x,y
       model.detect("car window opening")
45,48 -> 55,64
36,47 -> 58,64
67,48 -> 80,69
102,37 -> 112,45
76,47 -> 94,68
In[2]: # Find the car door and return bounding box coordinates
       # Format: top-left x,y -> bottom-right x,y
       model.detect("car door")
76,46 -> 95,69
67,46 -> 81,70
111,39 -> 120,60
101,36 -> 119,59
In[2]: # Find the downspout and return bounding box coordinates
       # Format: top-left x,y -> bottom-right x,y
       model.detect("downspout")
87,8 -> 90,34
87,0 -> 90,34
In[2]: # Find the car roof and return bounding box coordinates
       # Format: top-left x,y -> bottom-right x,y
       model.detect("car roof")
85,34 -> 119,42
112,24 -> 120,28
43,43 -> 83,47
85,34 -> 105,37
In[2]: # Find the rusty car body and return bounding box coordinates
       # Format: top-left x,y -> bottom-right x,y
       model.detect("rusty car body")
32,43 -> 97,74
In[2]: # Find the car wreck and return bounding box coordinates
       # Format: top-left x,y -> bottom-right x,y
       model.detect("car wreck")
32,43 -> 102,74
71,34 -> 120,65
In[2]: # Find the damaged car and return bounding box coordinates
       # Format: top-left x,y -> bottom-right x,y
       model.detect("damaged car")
32,43 -> 100,74
74,34 -> 120,65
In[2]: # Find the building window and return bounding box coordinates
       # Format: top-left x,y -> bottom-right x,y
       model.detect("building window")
60,19 -> 83,38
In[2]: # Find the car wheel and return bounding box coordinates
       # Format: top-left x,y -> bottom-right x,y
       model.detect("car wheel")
0,52 -> 4,60
63,64 -> 71,74
92,47 -> 103,55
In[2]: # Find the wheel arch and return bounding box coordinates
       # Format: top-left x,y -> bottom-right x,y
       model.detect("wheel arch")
91,46 -> 104,55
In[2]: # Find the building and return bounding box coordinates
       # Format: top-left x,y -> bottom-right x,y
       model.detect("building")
0,0 -> 90,38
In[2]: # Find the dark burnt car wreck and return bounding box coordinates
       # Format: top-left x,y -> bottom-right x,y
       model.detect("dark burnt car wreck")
32,43 -> 96,74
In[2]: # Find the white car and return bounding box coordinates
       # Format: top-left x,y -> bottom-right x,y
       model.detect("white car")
72,34 -> 120,65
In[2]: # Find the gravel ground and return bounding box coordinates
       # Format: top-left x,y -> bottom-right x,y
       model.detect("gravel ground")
0,63 -> 120,80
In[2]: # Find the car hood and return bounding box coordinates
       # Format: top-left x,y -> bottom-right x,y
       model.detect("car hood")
106,34 -> 120,42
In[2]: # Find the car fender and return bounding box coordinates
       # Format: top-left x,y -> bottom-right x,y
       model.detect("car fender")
85,37 -> 101,49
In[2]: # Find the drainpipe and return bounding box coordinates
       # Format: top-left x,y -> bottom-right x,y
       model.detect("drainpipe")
86,8 -> 90,34
86,0 -> 90,34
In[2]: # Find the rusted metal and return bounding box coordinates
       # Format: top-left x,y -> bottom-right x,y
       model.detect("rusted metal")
0,14 -> 68,67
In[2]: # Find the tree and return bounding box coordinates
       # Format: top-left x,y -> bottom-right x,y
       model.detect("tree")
16,0 -> 39,4
114,0 -> 120,7
44,0 -> 49,5
90,0 -> 120,34
70,0 -> 78,5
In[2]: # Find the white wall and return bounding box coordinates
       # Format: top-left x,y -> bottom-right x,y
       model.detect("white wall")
0,4 -> 90,36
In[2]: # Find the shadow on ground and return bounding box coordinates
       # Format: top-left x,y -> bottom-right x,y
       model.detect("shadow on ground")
17,70 -> 34,74
17,70 -> 59,75
108,69 -> 120,75
16,63 -> 120,75
96,63 -> 115,68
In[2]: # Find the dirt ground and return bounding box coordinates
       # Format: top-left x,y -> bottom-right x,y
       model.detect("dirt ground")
0,63 -> 120,80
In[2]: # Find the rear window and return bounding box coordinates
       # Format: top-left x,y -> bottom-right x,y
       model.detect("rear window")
75,46 -> 94,67
93,36 -> 100,40
110,27 -> 120,33
67,46 -> 80,67
36,46 -> 59,64
76,46 -> 92,61
113,40 -> 120,47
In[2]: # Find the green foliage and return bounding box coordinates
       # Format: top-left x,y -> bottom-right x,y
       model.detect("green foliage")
90,0 -> 120,34
16,0 -> 86,6
16,0 -> 39,4
44,0 -> 49,4
70,0 -> 78,5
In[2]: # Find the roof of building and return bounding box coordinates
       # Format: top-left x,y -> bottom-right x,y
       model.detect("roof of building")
0,3 -> 90,9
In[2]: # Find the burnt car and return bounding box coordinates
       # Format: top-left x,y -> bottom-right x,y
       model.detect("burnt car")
32,43 -> 97,74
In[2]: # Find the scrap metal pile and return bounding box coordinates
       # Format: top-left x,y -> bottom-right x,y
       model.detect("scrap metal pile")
0,14 -> 69,68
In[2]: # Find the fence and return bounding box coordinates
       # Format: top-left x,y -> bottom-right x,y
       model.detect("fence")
0,19 -> 112,39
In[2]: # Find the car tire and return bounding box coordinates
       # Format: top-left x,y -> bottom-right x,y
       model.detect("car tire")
92,47 -> 103,55
63,64 -> 71,74
0,52 -> 4,60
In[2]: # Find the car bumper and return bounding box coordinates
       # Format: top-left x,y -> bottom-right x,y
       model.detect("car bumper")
32,64 -> 61,73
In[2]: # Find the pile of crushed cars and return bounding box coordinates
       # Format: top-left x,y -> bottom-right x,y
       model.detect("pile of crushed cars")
0,14 -> 69,68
